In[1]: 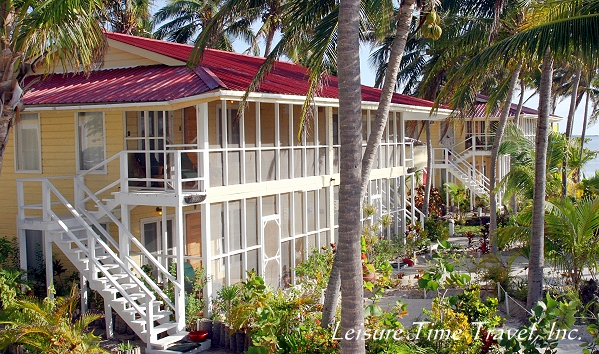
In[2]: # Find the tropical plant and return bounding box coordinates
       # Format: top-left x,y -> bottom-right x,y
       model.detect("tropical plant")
101,0 -> 152,36
0,286 -> 106,353
153,0 -> 255,50
436,0 -> 599,308
0,0 -> 107,178
544,197 -> 599,288
443,182 -> 468,216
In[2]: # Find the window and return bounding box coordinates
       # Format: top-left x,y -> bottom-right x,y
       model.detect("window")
15,113 -> 41,172
77,112 -> 105,172
218,107 -> 240,147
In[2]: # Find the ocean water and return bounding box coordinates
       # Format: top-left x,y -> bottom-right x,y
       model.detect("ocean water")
582,135 -> 599,178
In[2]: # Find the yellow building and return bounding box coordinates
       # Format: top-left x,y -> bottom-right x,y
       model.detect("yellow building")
1,33 -> 450,351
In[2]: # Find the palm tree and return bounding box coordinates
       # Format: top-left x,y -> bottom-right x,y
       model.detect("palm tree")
0,0 -> 107,178
102,0 -> 153,36
153,0 -> 255,50
337,0 -> 365,351
436,0 -> 599,308
0,286 -> 105,353
189,0 -> 285,57
498,124 -> 567,201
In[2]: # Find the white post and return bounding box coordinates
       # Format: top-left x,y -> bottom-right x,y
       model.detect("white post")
201,203 -> 212,316
448,219 -> 455,237
44,232 -> 53,299
175,203 -> 185,331
104,301 -> 113,339
80,273 -> 88,314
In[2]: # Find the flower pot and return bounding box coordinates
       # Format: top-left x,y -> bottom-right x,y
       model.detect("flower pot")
236,330 -> 245,354
229,330 -> 237,352
198,318 -> 213,338
219,322 -> 227,347
212,321 -> 221,348
188,330 -> 209,342
224,326 -> 230,349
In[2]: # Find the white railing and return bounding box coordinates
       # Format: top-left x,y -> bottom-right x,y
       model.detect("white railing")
19,178 -> 158,342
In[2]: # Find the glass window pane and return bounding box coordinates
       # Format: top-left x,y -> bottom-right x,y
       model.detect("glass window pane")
294,191 -> 303,235
280,105 -> 290,146
319,188 -> 327,229
280,149 -> 289,180
16,113 -> 41,171
261,103 -> 275,147
280,193 -> 291,238
307,190 -> 316,232
229,201 -> 242,251
77,112 -> 105,171
247,249 -> 259,274
245,151 -> 257,183
246,198 -> 258,247
245,103 -> 257,147
228,151 -> 241,185
261,150 -> 276,181
209,152 -> 223,187
230,253 -> 243,284
210,203 -> 224,255
262,195 -> 276,216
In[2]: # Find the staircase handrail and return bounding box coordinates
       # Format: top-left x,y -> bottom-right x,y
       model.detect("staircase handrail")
76,205 -> 176,313
74,179 -> 181,295
43,180 -> 154,317
446,158 -> 489,192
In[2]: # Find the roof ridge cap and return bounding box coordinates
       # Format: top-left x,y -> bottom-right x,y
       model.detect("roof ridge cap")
192,66 -> 226,90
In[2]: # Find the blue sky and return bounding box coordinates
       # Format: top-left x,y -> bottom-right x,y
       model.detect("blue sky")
150,0 -> 599,136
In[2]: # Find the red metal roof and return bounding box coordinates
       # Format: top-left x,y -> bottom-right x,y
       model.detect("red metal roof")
473,94 -> 538,118
24,66 -> 211,105
23,32 -> 436,108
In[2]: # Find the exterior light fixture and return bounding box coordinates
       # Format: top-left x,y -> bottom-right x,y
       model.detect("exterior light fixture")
156,207 -> 162,216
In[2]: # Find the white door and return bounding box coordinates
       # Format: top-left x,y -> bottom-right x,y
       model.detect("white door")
262,215 -> 281,288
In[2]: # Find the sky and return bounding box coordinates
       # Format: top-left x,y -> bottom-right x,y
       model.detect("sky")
150,0 -> 599,136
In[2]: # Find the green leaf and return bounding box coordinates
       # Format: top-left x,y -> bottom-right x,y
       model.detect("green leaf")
418,278 -> 429,289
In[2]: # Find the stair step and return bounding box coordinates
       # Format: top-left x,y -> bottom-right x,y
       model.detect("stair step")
151,330 -> 188,349
122,303 -> 162,315
131,311 -> 172,324
111,293 -> 148,304
96,273 -> 130,283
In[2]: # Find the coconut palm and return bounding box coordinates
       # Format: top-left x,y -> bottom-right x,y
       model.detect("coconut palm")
0,0 -> 107,178
0,286 -> 105,353
153,0 -> 255,50
436,0 -> 599,308
101,0 -> 153,36
336,0 -> 365,352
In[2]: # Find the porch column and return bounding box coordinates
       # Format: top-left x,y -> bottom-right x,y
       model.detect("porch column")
104,301 -> 113,339
327,107 -> 336,245
18,228 -> 27,289
119,204 -> 131,260
80,273 -> 88,314
174,204 -> 185,331
44,231 -> 53,299
399,175 -> 406,242
201,203 -> 212,316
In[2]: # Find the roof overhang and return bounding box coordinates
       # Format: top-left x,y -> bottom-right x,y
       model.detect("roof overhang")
107,38 -> 186,67
25,89 -> 452,119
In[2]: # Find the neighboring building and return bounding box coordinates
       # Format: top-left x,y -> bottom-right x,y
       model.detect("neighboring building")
1,33 -> 449,351
410,94 -> 562,210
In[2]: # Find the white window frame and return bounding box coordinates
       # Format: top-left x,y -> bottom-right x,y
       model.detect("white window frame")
75,111 -> 106,174
14,112 -> 42,173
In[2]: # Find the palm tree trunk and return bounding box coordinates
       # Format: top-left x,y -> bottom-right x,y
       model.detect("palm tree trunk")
490,64 -> 522,254
264,26 -> 276,56
579,91 -> 590,182
511,78 -> 526,214
336,0 -> 364,351
514,79 -> 525,126
527,49 -> 553,309
0,110 -> 13,177
321,256 -> 340,328
562,68 -> 582,197
423,121 -> 432,217
359,0 -> 416,198
321,0 -> 416,325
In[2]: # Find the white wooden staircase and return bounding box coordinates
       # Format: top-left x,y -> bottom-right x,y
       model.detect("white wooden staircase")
18,177 -> 188,352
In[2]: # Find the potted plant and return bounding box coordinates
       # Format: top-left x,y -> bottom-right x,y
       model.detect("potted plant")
111,341 -> 140,354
